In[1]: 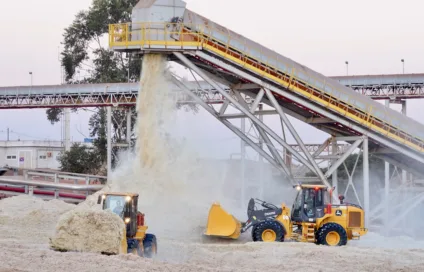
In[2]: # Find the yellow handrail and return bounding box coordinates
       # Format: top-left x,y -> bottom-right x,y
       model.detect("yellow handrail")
108,22 -> 424,153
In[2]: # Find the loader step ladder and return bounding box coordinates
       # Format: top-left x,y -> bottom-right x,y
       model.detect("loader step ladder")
351,231 -> 361,240
303,223 -> 316,243
290,232 -> 300,240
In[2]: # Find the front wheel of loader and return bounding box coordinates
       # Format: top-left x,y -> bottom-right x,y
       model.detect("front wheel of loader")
252,220 -> 285,242
316,223 -> 347,246
143,233 -> 157,258
131,240 -> 144,257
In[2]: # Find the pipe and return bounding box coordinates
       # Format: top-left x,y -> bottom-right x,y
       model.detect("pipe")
0,185 -> 87,200
0,178 -> 104,191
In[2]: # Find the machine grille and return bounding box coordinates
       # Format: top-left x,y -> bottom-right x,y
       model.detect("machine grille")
348,211 -> 361,227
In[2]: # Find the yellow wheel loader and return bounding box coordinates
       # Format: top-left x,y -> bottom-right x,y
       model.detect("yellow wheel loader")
205,184 -> 367,246
97,193 -> 158,257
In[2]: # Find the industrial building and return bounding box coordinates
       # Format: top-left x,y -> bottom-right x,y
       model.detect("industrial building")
0,140 -> 68,170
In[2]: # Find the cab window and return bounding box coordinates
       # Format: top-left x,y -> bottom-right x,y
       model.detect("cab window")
292,190 -> 303,218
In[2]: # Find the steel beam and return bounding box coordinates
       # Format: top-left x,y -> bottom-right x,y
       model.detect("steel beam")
126,107 -> 132,144
293,139 -> 332,177
384,160 -> 390,235
64,108 -> 71,151
220,110 -> 277,119
193,50 -> 424,166
363,137 -> 370,228
325,138 -> 363,178
233,83 -> 261,90
334,136 -> 365,142
171,77 -> 289,178
218,100 -> 230,115
107,106 -> 112,181
173,52 -> 316,177
249,89 -> 265,113
342,150 -> 362,205
231,89 -> 292,179
264,87 -> 328,185
241,116 -> 246,206
401,100 -> 408,185
306,118 -> 333,124
332,139 -> 339,199
258,103 -> 265,199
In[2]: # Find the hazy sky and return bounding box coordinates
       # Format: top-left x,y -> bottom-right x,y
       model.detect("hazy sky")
0,0 -> 423,159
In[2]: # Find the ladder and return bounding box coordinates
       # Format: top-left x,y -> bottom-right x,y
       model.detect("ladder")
303,223 -> 316,243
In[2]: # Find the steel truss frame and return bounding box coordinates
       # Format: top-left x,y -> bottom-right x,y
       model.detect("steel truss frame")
0,88 -> 225,109
351,84 -> 424,100
174,52 -> 325,184
1,81 -> 421,110
172,52 -> 371,215
326,136 -> 370,223
0,93 -> 139,109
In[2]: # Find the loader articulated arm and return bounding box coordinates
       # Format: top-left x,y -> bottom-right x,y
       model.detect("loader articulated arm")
241,198 -> 282,233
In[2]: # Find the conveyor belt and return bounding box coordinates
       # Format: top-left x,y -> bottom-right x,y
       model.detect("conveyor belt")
108,0 -> 424,177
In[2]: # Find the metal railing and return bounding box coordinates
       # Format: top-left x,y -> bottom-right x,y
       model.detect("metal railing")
0,177 -> 104,191
0,168 -> 106,203
109,22 -> 424,154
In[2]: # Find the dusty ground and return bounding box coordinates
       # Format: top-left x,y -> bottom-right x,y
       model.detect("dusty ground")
1,196 -> 424,272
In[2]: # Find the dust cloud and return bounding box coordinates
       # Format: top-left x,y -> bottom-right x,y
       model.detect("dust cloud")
106,54 -> 285,241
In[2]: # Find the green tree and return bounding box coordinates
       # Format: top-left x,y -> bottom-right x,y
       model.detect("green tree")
47,0 -> 140,124
57,143 -> 103,175
47,0 -> 140,175
50,0 -> 198,175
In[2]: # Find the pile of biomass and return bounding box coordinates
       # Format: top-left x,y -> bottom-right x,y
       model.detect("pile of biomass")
49,209 -> 125,254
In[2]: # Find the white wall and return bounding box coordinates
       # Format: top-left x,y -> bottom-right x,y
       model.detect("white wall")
36,149 -> 62,169
0,141 -> 71,170
3,147 -> 20,168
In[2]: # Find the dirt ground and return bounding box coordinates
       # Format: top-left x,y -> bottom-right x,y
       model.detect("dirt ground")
1,195 -> 424,272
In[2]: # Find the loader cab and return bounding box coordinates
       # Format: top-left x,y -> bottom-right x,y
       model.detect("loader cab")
290,185 -> 330,223
98,193 -> 140,238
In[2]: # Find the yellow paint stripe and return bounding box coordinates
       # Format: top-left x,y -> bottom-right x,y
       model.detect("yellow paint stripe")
203,44 -> 424,152
110,41 -> 201,47
109,38 -> 424,153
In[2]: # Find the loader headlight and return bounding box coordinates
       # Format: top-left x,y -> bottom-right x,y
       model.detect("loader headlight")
296,185 -> 301,191
125,196 -> 131,202
124,217 -> 131,224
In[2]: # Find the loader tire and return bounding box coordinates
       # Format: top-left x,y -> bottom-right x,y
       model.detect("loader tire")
252,220 -> 285,242
143,233 -> 157,258
127,238 -> 143,257
132,240 -> 144,257
316,223 -> 347,246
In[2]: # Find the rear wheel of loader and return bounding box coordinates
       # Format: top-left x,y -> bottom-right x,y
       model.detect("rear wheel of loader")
316,223 -> 347,246
252,220 -> 285,242
143,233 -> 157,258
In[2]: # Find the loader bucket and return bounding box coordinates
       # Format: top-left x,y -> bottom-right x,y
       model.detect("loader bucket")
204,202 -> 242,239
